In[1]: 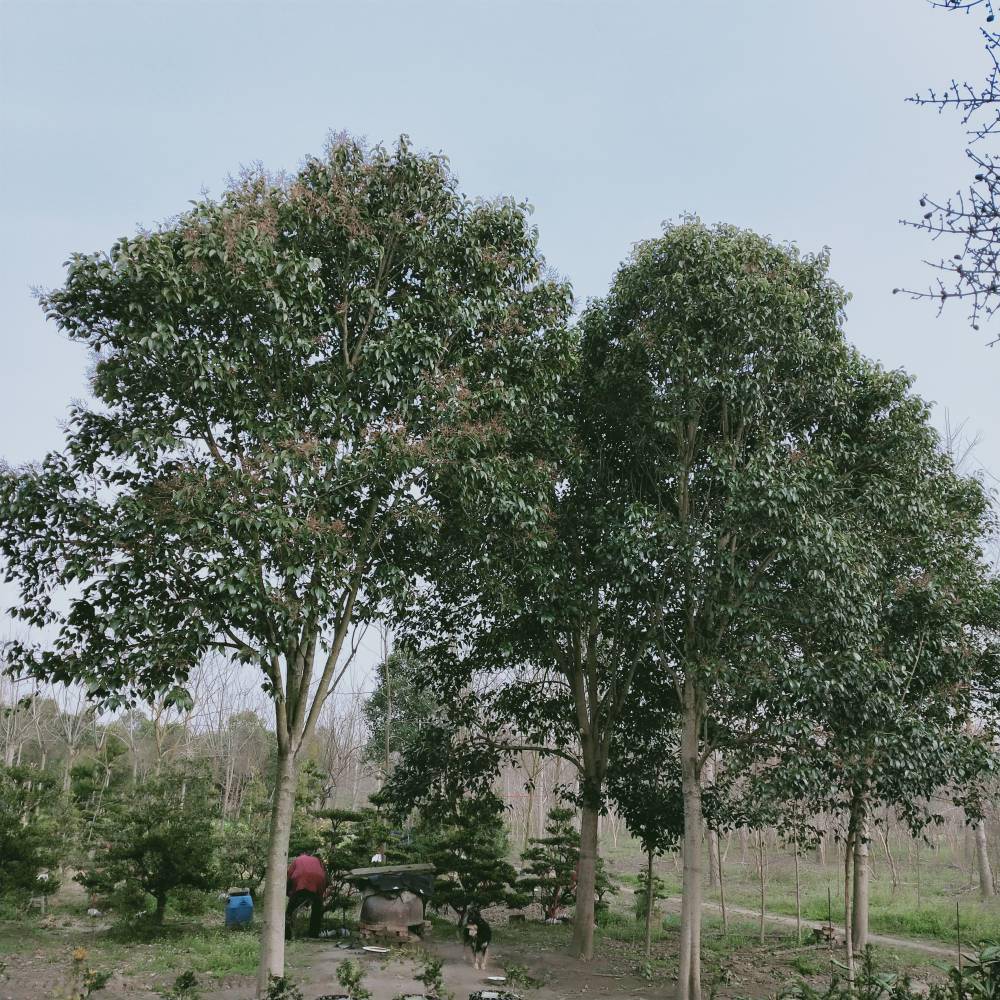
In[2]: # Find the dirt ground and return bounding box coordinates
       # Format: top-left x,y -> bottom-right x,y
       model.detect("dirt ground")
0,928 -> 657,999
299,933 -> 656,1000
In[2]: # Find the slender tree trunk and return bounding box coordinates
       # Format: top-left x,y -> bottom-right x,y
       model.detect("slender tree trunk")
154,892 -> 167,926
975,820 -> 995,899
255,746 -> 299,996
815,830 -> 826,867
844,812 -> 857,985
707,830 -> 720,889
571,801 -> 600,960
677,683 -> 703,1000
794,832 -> 802,946
704,756 -> 719,888
852,808 -> 869,953
717,835 -> 728,935
644,848 -> 655,959
757,829 -> 766,945
878,822 -> 899,895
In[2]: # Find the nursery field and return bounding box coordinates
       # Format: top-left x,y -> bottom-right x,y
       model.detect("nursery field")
0,830 -> 985,1000
0,901 -> 945,1000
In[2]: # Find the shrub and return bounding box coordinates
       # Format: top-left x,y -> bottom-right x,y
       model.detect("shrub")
78,770 -> 220,925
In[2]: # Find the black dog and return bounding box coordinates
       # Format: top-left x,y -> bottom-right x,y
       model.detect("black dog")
461,909 -> 492,970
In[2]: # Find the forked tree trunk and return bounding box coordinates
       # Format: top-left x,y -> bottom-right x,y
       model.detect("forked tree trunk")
851,809 -> 869,953
571,802 -> 600,960
677,683 -> 703,1000
256,748 -> 300,996
975,820 -> 995,898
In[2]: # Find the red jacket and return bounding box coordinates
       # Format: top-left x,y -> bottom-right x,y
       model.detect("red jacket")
287,854 -> 327,896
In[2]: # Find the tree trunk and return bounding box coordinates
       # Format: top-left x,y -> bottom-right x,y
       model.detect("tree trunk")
757,829 -> 766,945
717,835 -> 728,934
815,831 -> 826,867
844,812 -> 857,985
571,801 -> 599,960
677,684 -> 703,1000
707,830 -> 720,889
794,832 -> 802,946
644,848 -> 655,959
255,746 -> 299,997
975,820 -> 995,899
878,821 -> 899,894
852,809 -> 869,953
154,892 -> 167,926
704,757 -> 719,888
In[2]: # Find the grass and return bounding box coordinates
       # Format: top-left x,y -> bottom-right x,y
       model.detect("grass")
0,900 -> 309,983
625,833 -> 1000,951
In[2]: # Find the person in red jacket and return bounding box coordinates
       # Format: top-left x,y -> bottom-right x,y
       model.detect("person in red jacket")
285,853 -> 327,939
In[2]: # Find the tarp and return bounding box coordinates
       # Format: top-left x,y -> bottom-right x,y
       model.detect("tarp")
347,864 -> 435,901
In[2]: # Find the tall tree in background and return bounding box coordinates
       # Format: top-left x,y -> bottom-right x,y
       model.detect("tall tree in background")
738,416 -> 1000,962
363,649 -> 437,777
0,134 -> 571,993
606,680 -> 684,958
393,364 -> 659,961
901,0 -> 1000,332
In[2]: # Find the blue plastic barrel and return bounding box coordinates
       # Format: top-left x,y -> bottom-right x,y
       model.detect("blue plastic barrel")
225,889 -> 254,929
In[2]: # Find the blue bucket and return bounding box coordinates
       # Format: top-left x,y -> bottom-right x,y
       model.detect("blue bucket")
225,889 -> 254,929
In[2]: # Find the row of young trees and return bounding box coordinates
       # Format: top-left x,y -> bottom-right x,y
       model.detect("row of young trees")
1,135 -> 998,999
376,224 -> 1000,999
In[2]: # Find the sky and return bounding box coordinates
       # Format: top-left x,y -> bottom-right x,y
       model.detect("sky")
0,0 -> 997,677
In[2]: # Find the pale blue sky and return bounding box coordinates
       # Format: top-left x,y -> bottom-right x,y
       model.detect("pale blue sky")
0,1 -> 995,473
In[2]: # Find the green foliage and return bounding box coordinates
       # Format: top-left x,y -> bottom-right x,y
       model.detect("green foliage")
415,954 -> 452,999
0,765 -> 59,901
336,959 -> 371,1000
0,132 -> 572,718
158,970 -> 203,999
364,649 -> 438,771
264,976 -> 305,1000
219,790 -> 271,899
78,770 -> 220,925
315,806 -> 391,922
634,867 -> 667,922
410,795 -> 527,921
518,805 -> 579,920
503,963 -> 543,990
51,948 -> 112,1000
783,946 -> 1000,1000
950,945 -> 1000,1000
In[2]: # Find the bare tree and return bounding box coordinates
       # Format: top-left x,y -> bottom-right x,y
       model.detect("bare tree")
899,0 -> 1000,332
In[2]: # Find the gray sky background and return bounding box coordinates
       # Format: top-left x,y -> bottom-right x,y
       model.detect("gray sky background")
0,0 -> 997,672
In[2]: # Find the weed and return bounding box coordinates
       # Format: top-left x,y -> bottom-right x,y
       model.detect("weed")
416,954 -> 452,1000
264,976 -> 305,1000
336,959 -> 372,1000
158,970 -> 203,999
503,963 -> 543,991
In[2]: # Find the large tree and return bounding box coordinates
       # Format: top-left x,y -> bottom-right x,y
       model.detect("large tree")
390,373 -> 659,961
737,424 -> 1000,965
579,219 -> 950,1000
0,135 -> 571,992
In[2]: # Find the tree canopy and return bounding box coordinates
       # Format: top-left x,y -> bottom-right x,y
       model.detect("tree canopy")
0,133 -> 573,989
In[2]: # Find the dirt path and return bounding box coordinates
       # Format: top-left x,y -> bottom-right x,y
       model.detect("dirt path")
661,896 -> 957,959
299,936 -> 652,1000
